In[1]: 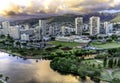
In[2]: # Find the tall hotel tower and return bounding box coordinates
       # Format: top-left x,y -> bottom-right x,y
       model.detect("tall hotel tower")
89,16 -> 100,36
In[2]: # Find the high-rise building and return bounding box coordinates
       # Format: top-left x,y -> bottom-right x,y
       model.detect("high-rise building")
104,22 -> 109,35
61,26 -> 65,36
39,20 -> 46,40
75,17 -> 83,36
89,16 -> 100,36
24,24 -> 29,30
49,26 -> 54,36
104,22 -> 113,35
9,26 -> 20,39
2,21 -> 10,36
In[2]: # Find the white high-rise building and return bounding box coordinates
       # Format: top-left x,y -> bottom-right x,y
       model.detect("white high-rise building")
104,22 -> 113,35
9,26 -> 20,39
75,17 -> 83,36
2,21 -> 10,36
104,22 -> 109,35
90,16 -> 100,36
24,24 -> 29,30
39,20 -> 46,40
49,26 -> 54,36
39,20 -> 46,36
61,26 -> 65,36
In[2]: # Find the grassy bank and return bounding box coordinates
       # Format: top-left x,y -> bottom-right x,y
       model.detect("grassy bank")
89,41 -> 120,49
0,81 -> 3,83
0,48 -> 51,59
0,44 -> 64,59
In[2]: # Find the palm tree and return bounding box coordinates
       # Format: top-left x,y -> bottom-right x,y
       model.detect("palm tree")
5,76 -> 9,81
0,74 -> 3,78
16,41 -> 21,47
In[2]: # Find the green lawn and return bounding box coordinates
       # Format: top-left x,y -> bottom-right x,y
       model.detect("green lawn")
90,42 -> 120,49
112,70 -> 120,79
48,41 -> 80,47
101,70 -> 112,82
0,80 -> 3,83
82,59 -> 103,68
101,69 -> 120,82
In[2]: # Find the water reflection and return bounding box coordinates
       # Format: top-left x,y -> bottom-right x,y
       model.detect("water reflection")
0,52 -> 94,83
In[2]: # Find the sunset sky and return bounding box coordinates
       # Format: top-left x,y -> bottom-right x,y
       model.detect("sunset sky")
0,0 -> 120,17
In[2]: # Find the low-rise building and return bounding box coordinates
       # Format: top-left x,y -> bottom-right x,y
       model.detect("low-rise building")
21,33 -> 29,41
55,36 -> 91,43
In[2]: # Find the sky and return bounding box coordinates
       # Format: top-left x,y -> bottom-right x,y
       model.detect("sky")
0,0 -> 120,17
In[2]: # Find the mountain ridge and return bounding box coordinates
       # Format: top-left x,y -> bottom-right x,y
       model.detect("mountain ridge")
0,12 -> 118,25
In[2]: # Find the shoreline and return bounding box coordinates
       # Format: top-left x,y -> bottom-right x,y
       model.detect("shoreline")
0,79 -> 6,83
0,49 -> 42,59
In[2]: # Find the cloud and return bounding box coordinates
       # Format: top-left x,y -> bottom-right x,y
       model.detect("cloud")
0,0 -> 120,16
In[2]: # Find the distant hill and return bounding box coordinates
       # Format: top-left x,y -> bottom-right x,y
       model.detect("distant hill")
111,13 -> 120,23
47,13 -> 117,24
47,14 -> 76,24
4,12 -> 117,25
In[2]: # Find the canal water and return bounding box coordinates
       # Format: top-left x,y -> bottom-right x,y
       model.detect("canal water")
0,52 -> 95,83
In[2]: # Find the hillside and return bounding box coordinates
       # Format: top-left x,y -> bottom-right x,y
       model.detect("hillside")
4,12 -> 117,25
47,13 -> 117,24
47,14 -> 76,24
111,13 -> 120,23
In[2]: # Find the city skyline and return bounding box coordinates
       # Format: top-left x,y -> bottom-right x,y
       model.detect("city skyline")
1,1 -> 120,83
